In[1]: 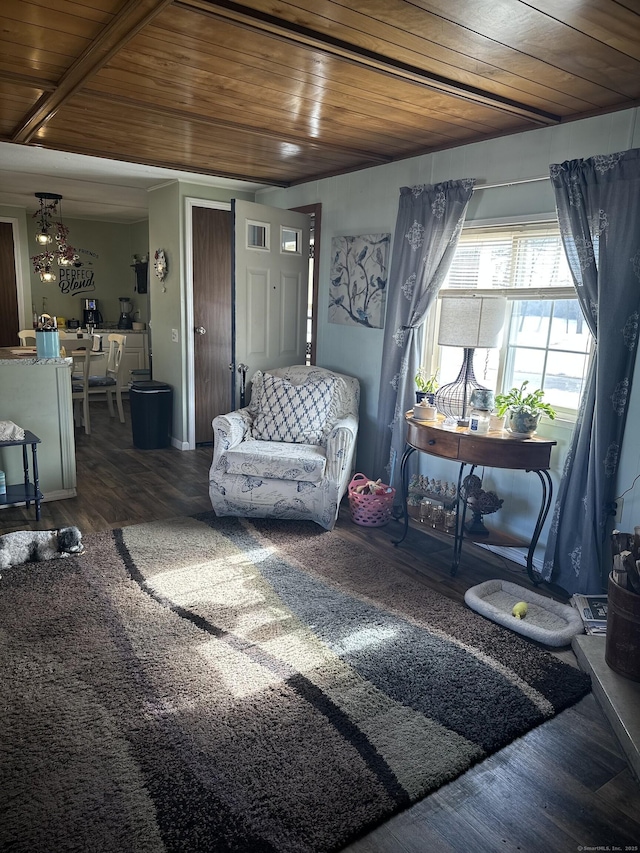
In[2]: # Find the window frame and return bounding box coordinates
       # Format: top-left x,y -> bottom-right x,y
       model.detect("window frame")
246,220 -> 270,251
422,222 -> 592,421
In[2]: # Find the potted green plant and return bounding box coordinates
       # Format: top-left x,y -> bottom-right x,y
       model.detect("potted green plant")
415,367 -> 439,404
494,381 -> 556,436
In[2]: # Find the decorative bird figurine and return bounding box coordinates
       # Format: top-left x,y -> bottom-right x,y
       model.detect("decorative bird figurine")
512,601 -> 528,619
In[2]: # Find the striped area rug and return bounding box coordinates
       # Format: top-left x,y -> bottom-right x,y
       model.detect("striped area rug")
0,513 -> 591,853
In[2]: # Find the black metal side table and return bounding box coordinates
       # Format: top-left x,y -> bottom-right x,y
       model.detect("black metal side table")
0,430 -> 43,520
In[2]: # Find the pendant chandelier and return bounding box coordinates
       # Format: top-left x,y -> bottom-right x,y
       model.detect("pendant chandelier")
31,192 -> 79,282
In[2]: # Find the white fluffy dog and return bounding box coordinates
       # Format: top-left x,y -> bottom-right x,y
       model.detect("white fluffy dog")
0,526 -> 84,572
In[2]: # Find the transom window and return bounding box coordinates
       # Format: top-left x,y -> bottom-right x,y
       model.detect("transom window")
424,224 -> 592,417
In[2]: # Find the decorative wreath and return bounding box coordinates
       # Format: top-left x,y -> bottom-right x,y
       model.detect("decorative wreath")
154,249 -> 168,281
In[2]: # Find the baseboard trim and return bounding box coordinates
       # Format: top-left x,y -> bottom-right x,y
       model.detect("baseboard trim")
476,542 -> 544,574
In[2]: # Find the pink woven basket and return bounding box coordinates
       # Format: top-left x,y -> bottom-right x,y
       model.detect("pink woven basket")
348,473 -> 396,527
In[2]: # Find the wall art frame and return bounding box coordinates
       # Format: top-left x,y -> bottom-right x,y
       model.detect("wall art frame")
329,233 -> 390,328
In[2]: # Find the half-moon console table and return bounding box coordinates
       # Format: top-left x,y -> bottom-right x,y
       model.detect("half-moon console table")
394,414 -> 557,584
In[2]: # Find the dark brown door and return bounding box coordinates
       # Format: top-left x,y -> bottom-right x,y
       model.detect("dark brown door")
0,222 -> 19,347
193,206 -> 232,444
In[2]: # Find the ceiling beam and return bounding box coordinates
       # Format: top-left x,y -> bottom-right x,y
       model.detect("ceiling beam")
11,0 -> 175,144
178,0 -> 561,126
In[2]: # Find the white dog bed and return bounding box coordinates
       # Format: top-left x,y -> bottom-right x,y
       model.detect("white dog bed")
464,579 -> 584,646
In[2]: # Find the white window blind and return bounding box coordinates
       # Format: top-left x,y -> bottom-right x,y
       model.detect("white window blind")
443,227 -> 574,294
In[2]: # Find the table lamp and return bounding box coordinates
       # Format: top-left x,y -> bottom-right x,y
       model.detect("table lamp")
435,295 -> 506,425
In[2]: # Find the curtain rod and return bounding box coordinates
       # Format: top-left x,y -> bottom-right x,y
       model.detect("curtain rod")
474,175 -> 550,191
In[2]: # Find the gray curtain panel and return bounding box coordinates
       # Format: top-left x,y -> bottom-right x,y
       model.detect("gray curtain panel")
542,148 -> 640,595
373,179 -> 475,492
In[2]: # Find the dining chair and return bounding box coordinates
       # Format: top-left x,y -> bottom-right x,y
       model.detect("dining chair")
18,330 -> 36,346
71,346 -> 92,435
86,334 -> 128,423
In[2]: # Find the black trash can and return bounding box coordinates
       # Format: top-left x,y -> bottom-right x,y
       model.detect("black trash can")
130,380 -> 173,449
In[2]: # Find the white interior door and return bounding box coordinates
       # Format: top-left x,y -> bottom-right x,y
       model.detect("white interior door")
233,199 -> 310,406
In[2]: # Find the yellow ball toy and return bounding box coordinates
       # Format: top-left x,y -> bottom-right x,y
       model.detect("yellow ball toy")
512,601 -> 528,619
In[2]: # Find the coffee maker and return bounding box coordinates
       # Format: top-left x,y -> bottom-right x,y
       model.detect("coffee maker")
118,297 -> 133,330
83,298 -> 103,327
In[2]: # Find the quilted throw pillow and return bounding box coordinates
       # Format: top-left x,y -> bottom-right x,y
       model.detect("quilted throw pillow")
251,373 -> 336,443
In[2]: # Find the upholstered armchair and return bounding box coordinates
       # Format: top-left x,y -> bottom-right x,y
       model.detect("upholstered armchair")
209,365 -> 359,530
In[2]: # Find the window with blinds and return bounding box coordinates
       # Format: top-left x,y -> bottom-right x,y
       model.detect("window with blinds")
444,227 -> 574,293
430,224 -> 592,415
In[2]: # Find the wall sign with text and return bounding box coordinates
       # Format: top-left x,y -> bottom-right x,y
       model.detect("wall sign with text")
58,267 -> 96,295
56,248 -> 98,295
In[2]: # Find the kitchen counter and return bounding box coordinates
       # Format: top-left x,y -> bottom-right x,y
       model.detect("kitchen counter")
0,348 -> 67,365
3,329 -> 150,385
60,328 -> 147,336
0,348 -> 77,504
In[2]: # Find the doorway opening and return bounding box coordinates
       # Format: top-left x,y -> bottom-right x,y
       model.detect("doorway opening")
292,203 -> 321,366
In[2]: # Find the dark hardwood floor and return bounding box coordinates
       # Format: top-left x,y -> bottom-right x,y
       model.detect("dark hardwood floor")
2,402 -> 639,853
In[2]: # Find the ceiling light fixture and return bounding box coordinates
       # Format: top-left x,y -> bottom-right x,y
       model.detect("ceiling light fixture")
31,192 -> 79,282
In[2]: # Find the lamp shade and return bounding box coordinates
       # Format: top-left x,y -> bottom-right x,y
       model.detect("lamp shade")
438,296 -> 506,348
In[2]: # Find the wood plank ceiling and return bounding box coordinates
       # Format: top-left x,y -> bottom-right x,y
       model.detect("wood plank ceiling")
1,0 -> 639,188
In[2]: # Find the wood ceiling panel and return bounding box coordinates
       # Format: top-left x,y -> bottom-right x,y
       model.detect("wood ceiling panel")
409,0 -> 640,95
529,0 -> 640,61
34,96 -> 362,183
10,0 -> 174,144
171,3 -> 560,125
95,50 -> 507,151
86,77 -> 445,157
1,0 -> 639,188
525,0 -> 640,58
2,0 -> 116,31
84,90 -> 420,162
128,18 -> 525,134
0,87 -> 42,136
0,46 -> 71,82
191,0 -> 631,109
82,95 -> 408,167
81,86 -> 397,165
0,82 -> 44,103
0,16 -> 100,75
0,84 -> 44,119
99,11 -> 539,170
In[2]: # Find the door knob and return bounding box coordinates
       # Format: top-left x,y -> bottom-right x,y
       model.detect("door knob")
195,326 -> 206,335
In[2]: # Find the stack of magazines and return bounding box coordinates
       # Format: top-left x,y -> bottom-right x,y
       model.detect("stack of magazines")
570,593 -> 608,635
